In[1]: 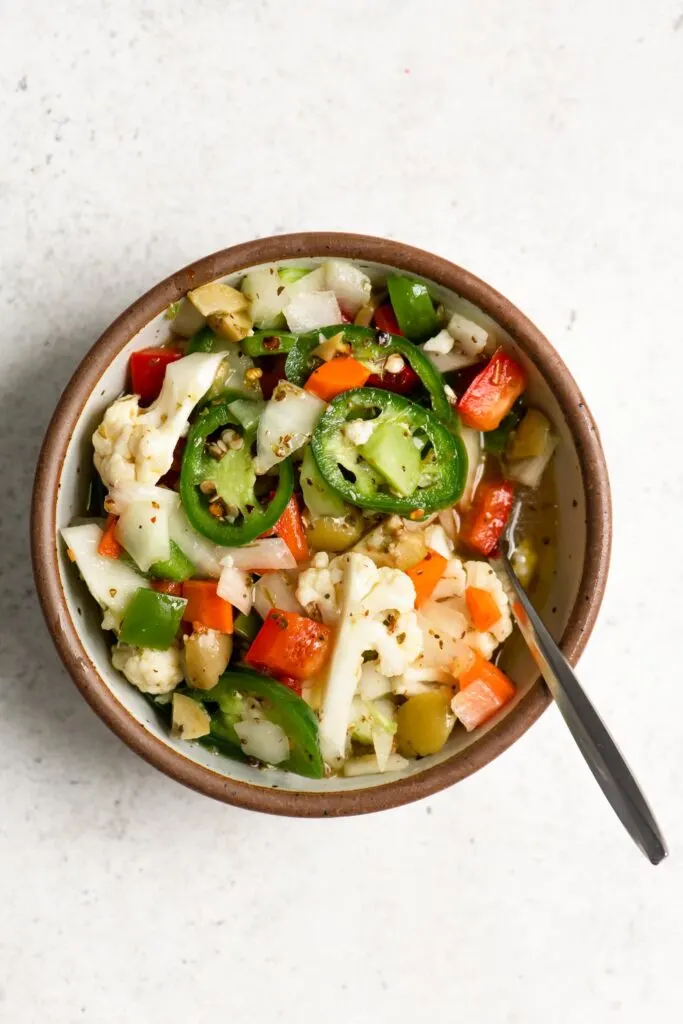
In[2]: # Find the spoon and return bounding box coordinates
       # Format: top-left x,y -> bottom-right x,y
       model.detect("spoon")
494,502 -> 668,865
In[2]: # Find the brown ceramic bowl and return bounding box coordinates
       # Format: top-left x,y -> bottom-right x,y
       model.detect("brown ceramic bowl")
31,232 -> 611,817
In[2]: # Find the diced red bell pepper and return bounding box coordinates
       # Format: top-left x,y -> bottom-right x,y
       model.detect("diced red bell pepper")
259,355 -> 288,400
130,347 -> 184,405
457,348 -> 526,431
366,362 -> 420,395
461,479 -> 515,556
245,610 -> 333,681
271,494 -> 309,562
182,580 -> 233,633
373,303 -> 402,336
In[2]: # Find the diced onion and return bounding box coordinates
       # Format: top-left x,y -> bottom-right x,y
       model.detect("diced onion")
222,538 -> 296,572
507,436 -> 558,489
234,717 -> 290,764
115,498 -> 171,572
323,260 -> 372,316
254,381 -> 326,474
459,427 -> 484,508
217,562 -> 253,615
253,571 -> 304,618
284,291 -> 342,333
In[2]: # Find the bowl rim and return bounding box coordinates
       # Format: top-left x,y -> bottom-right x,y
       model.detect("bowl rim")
31,232 -> 612,817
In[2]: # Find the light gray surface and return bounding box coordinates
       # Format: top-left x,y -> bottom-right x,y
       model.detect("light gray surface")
1,1 -> 681,1021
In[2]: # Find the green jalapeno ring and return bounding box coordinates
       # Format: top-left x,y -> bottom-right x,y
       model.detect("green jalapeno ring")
180,400 -> 294,546
311,387 -> 467,516
241,331 -> 297,358
185,669 -> 324,779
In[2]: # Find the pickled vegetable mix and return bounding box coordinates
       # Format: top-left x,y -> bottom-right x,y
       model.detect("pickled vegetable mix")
63,258 -> 558,779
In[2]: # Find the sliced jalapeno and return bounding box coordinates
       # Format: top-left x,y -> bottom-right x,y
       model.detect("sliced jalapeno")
311,387 -> 467,516
241,331 -> 297,358
186,669 -> 324,778
180,400 -> 294,546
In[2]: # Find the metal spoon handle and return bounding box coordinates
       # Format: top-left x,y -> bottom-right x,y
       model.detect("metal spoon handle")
497,550 -> 667,865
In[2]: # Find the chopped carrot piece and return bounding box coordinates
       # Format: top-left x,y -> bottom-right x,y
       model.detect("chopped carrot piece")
406,551 -> 448,608
304,357 -> 370,401
98,514 -> 122,559
452,652 -> 515,731
465,586 -> 502,631
182,580 -> 233,634
271,494 -> 309,562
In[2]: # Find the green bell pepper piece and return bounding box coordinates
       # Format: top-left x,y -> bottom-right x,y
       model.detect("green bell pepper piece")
311,387 -> 467,516
180,400 -> 294,546
285,324 -> 451,421
119,588 -> 186,649
241,331 -> 297,358
387,276 -> 438,342
187,669 -> 324,778
149,541 -> 196,582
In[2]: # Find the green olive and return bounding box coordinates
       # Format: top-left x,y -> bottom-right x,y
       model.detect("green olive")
396,691 -> 455,758
307,510 -> 366,553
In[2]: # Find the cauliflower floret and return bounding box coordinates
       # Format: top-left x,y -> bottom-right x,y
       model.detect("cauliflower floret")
93,352 -> 225,489
112,642 -> 183,694
317,554 -> 423,763
296,559 -> 345,626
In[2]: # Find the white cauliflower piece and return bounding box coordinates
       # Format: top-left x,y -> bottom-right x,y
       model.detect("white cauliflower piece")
93,352 -> 226,489
296,559 -> 345,626
112,643 -> 183,694
318,554 -> 422,763
462,630 -> 498,661
344,418 -> 376,446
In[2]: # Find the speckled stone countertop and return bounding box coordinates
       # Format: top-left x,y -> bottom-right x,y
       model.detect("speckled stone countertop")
1,2 -> 682,1020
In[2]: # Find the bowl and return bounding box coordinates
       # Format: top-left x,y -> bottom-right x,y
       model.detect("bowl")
31,232 -> 611,816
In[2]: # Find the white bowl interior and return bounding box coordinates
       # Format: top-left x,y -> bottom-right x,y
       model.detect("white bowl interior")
55,258 -> 586,794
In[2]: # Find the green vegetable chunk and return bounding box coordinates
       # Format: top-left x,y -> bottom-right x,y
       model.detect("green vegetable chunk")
233,611 -> 262,645
119,588 -> 186,649
278,267 -> 311,286
186,669 -> 324,778
180,400 -> 293,546
149,541 -> 196,582
359,419 -> 422,497
387,276 -> 438,342
300,445 -> 347,519
187,325 -> 221,354
311,387 -> 467,515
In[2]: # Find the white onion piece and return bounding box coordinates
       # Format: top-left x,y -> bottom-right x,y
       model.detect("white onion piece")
358,663 -> 392,700
281,265 -> 326,301
217,562 -> 253,615
422,345 -> 480,373
254,381 -> 326,474
115,498 -> 171,572
437,509 -> 458,542
61,523 -> 149,630
168,503 -> 223,577
241,268 -> 285,329
507,436 -> 558,489
447,312 -> 488,356
253,571 -> 304,619
323,260 -> 372,315
107,483 -> 179,516
222,537 -> 296,572
234,717 -> 289,764
419,599 -> 468,642
459,427 -> 484,508
284,290 -> 342,333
